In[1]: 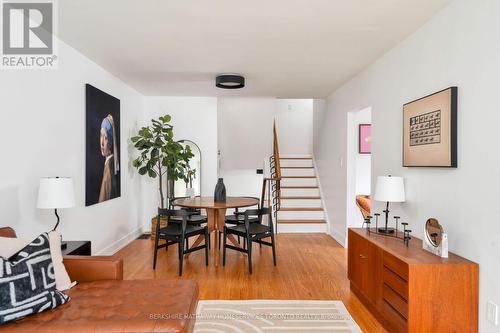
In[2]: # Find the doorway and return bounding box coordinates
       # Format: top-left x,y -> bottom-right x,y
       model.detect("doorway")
346,107 -> 372,228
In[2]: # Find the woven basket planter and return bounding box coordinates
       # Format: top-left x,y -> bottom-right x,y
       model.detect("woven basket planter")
150,216 -> 168,241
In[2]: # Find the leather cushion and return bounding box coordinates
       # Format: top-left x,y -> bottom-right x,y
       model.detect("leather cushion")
1,279 -> 199,333
0,227 -> 16,238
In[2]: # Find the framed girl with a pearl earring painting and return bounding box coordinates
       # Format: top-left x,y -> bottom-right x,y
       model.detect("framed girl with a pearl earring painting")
85,84 -> 121,206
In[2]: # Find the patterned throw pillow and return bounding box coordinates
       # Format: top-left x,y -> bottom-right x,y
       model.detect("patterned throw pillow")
0,233 -> 70,324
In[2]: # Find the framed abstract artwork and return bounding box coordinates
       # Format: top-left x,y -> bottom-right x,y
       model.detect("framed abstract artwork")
359,124 -> 371,154
403,87 -> 457,167
85,84 -> 121,206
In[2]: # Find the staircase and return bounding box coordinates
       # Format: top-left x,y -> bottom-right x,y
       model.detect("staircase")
277,156 -> 327,233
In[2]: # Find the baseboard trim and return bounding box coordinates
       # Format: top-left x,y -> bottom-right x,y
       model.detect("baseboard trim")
312,157 -> 332,236
96,226 -> 143,255
330,228 -> 346,247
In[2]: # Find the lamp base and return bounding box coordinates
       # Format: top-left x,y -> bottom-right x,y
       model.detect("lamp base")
378,227 -> 395,234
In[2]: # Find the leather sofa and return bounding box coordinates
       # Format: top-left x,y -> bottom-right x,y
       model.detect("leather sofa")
0,227 -> 199,333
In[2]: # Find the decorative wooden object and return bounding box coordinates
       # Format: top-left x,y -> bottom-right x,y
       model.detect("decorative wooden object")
348,228 -> 478,333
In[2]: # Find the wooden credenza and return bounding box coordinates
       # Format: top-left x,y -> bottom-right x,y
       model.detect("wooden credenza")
348,228 -> 478,333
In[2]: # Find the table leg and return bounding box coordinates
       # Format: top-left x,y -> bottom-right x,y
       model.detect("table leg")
227,234 -> 240,247
206,209 -> 216,261
207,208 -> 227,267
185,236 -> 204,257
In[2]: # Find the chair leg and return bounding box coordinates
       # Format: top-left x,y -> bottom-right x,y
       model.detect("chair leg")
271,233 -> 277,266
222,228 -> 227,266
247,237 -> 253,274
218,231 -> 222,250
179,240 -> 184,276
153,235 -> 160,270
204,228 -> 209,266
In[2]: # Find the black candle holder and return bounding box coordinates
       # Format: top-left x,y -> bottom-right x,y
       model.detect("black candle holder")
363,215 -> 412,246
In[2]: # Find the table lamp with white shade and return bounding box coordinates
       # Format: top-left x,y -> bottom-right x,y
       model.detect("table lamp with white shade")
374,175 -> 405,234
37,177 -> 75,231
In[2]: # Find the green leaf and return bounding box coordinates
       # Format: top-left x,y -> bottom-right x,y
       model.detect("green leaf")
131,114 -> 193,183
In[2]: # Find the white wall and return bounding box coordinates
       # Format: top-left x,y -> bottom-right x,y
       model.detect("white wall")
217,97 -> 275,170
275,99 -> 313,156
218,98 -> 314,168
220,169 -> 263,200
313,99 -> 326,157
315,0 -> 500,331
218,97 -> 314,200
346,108 -> 371,228
141,97 -> 218,227
0,40 -> 144,255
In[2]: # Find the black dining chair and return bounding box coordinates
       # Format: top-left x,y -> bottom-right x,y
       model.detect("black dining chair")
170,196 -> 209,249
169,196 -> 208,225
153,208 -> 209,276
223,196 -> 261,248
222,208 -> 276,274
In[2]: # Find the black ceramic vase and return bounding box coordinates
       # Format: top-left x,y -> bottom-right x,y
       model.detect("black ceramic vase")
214,178 -> 226,202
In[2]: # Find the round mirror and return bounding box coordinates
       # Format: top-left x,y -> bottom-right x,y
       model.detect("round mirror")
174,140 -> 202,198
425,218 -> 443,247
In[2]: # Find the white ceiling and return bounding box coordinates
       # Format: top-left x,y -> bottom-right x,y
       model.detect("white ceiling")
58,0 -> 451,98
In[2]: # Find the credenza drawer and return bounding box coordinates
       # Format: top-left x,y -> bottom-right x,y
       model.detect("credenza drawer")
383,267 -> 408,300
381,298 -> 408,333
383,251 -> 408,281
383,284 -> 408,319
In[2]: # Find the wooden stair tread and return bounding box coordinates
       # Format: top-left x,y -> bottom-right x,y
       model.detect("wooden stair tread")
279,207 -> 323,211
280,157 -> 312,160
281,186 -> 319,189
281,176 -> 316,179
281,196 -> 321,200
280,166 -> 314,169
278,219 -> 326,224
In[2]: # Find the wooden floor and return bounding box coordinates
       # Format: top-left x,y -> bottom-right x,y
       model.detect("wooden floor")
115,233 -> 386,333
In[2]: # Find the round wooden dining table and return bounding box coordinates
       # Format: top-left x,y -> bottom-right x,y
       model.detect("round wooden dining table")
172,196 -> 260,267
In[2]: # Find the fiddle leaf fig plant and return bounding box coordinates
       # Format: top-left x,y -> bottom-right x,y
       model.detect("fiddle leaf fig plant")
131,115 -> 194,209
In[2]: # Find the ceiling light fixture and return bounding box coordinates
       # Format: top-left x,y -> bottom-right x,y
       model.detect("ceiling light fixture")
216,74 -> 245,89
